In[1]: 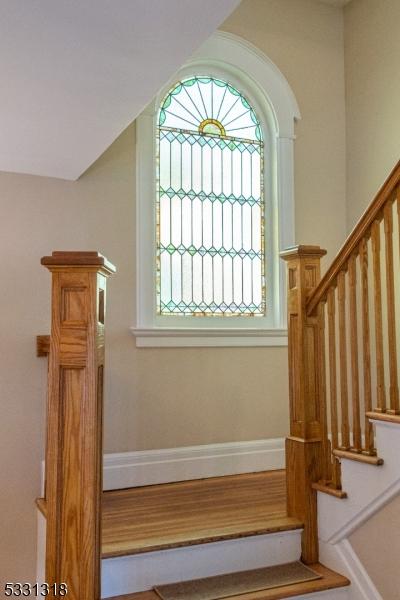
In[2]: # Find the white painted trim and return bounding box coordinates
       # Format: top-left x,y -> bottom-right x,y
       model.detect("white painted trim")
40,438 -> 285,494
191,32 -> 301,138
320,539 -> 381,600
103,438 -> 285,490
135,31 -> 299,345
284,591 -> 349,600
101,529 -> 301,597
329,474 -> 400,545
336,540 -> 381,600
131,326 -> 288,347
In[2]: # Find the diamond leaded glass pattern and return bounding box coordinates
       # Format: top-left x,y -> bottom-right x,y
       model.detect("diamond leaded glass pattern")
157,76 -> 265,316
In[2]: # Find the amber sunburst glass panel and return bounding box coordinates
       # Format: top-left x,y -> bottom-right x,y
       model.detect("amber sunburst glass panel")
157,76 -> 265,316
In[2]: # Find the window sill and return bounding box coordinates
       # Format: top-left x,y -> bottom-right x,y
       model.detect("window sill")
131,327 -> 288,348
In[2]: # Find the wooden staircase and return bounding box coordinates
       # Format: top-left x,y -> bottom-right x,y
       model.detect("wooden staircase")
35,161 -> 400,599
37,470 -> 348,598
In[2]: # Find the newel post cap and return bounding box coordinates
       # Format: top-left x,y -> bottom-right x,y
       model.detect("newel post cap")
280,245 -> 327,261
41,251 -> 116,275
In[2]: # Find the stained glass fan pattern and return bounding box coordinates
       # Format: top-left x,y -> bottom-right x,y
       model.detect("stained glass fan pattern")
157,76 -> 265,316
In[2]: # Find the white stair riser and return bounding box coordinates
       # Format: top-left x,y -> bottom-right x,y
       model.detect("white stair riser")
314,420 -> 397,600
318,421 -> 400,544
287,590 -> 350,600
101,530 -> 302,598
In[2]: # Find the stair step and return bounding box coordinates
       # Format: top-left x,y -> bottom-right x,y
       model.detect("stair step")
37,471 -> 306,597
366,410 -> 400,424
106,563 -> 350,600
38,471 -> 303,558
101,530 -> 303,597
311,482 -> 347,499
332,448 -> 384,466
102,470 -> 301,557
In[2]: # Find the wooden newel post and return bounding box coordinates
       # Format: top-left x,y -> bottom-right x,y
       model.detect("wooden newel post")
280,245 -> 327,565
41,252 -> 116,600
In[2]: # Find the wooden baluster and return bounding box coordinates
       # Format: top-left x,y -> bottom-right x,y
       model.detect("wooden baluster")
337,271 -> 350,449
319,300 -> 332,483
281,245 -> 327,565
42,252 -> 116,600
383,202 -> 400,414
327,289 -> 339,450
371,220 -> 386,412
359,237 -> 374,453
348,254 -> 362,451
327,288 -> 342,487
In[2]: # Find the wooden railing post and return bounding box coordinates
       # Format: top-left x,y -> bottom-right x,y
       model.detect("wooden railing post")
41,251 -> 116,600
280,245 -> 327,564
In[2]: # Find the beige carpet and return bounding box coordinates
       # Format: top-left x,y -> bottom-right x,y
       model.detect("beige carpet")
154,561 -> 322,600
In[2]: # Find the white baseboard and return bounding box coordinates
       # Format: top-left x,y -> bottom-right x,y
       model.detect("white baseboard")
40,438 -> 285,495
320,539 -> 381,600
103,438 -> 285,490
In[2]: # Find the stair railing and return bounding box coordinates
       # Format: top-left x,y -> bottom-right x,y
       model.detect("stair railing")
37,252 -> 115,600
282,160 -> 400,561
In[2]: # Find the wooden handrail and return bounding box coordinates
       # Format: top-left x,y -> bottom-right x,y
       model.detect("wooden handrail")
307,159 -> 400,315
283,161 -> 400,509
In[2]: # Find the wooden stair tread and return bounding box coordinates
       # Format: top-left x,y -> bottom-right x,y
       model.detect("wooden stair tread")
332,448 -> 384,466
367,411 -> 400,425
312,482 -> 348,499
107,563 -> 350,599
37,471 -> 303,558
102,515 -> 302,557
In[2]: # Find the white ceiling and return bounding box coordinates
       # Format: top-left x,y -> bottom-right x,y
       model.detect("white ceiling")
0,0 -> 240,180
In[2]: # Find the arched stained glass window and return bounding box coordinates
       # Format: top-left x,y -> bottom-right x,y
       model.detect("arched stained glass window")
157,76 -> 265,316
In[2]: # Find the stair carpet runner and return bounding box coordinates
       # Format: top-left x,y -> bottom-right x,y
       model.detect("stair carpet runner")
153,562 -> 321,600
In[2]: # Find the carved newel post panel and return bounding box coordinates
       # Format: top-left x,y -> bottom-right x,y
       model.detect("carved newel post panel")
41,252 -> 116,600
280,245 -> 327,564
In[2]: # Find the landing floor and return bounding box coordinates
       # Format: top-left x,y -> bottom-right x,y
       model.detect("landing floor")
102,470 -> 302,558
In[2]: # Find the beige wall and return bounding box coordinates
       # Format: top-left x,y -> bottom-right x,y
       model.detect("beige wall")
0,122 -> 289,590
350,494 -> 400,600
222,0 -> 347,267
345,0 -> 400,230
0,0 -> 346,588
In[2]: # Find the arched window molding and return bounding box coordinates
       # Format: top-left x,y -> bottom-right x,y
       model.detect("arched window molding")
133,31 -> 300,347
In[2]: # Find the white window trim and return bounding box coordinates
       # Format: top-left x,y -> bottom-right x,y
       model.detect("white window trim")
133,31 -> 300,348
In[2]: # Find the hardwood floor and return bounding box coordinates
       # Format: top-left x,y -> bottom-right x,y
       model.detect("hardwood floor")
102,470 -> 302,558
107,563 -> 350,600
37,471 -> 302,559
